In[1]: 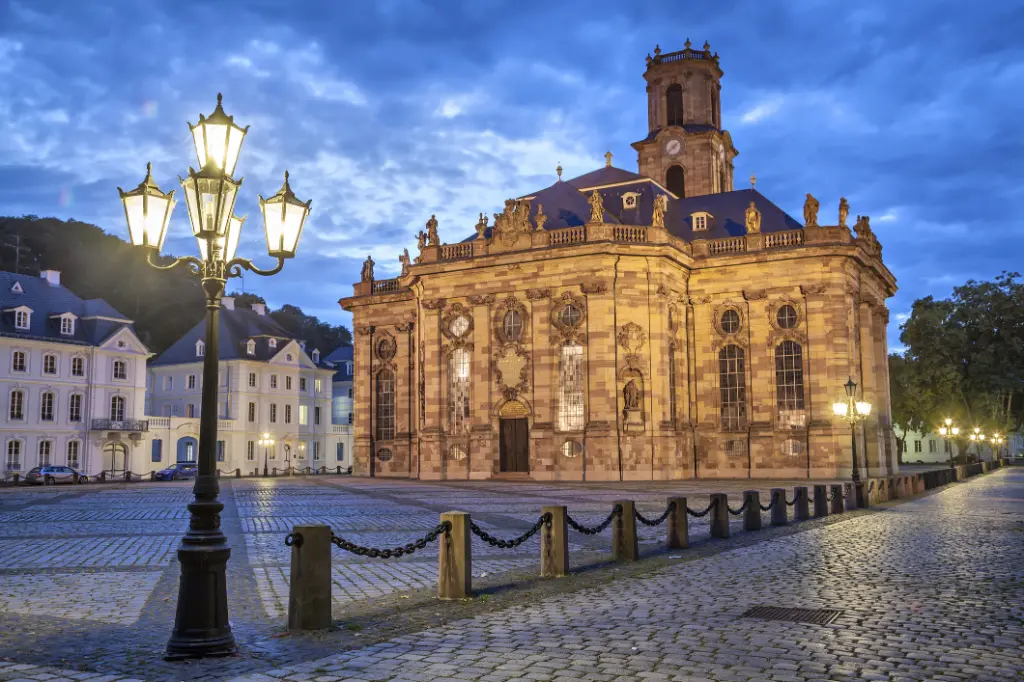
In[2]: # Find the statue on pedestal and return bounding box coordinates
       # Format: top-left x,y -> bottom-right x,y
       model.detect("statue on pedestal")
652,194 -> 668,228
838,197 -> 850,228
803,193 -> 820,227
588,190 -> 604,224
426,214 -> 439,246
399,249 -> 410,276
745,201 -> 761,233
360,255 -> 375,282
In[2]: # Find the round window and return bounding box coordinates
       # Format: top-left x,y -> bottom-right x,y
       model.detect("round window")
376,448 -> 393,462
502,310 -> 523,342
450,315 -> 470,337
561,440 -> 583,458
777,305 -> 798,330
558,303 -> 582,328
449,444 -> 466,461
720,309 -> 741,334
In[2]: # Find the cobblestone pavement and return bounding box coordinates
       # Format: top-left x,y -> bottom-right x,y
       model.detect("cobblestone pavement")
0,468 -> 1021,680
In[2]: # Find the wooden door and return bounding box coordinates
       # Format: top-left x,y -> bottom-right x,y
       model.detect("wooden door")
499,418 -> 529,472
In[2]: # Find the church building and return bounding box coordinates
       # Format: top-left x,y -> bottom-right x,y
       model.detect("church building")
341,42 -> 897,481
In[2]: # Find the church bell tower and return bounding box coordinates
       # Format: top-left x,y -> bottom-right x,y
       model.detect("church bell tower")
631,40 -> 738,198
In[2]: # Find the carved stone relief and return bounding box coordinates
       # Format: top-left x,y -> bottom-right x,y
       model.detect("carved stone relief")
550,291 -> 587,345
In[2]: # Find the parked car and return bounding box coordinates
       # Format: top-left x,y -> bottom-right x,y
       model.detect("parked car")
154,462 -> 199,481
23,466 -> 89,485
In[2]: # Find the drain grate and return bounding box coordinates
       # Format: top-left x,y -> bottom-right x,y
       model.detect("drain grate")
740,606 -> 842,625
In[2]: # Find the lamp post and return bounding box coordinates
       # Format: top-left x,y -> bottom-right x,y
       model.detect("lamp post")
969,427 -> 986,462
991,434 -> 1005,460
832,377 -> 872,507
938,417 -> 960,469
118,94 -> 311,659
259,433 -> 275,477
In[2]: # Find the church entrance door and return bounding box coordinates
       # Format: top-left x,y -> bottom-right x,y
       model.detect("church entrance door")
499,418 -> 529,473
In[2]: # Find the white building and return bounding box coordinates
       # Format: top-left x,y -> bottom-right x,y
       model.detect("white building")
1,270 -> 149,478
897,427 -> 1020,464
144,297 -> 351,473
324,345 -> 353,426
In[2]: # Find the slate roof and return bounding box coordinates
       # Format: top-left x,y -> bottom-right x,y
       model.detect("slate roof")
153,306 -> 308,366
324,345 -> 353,382
461,166 -> 801,243
0,271 -> 137,347
632,125 -> 722,146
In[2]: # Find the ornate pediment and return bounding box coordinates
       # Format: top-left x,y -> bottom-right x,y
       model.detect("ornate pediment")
617,322 -> 646,354
489,198 -> 533,252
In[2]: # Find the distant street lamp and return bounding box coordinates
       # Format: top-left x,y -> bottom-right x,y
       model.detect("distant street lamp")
938,417 -> 960,470
118,94 -> 311,660
832,377 -> 872,507
259,433 -> 275,477
991,434 -> 1005,459
969,427 -> 987,461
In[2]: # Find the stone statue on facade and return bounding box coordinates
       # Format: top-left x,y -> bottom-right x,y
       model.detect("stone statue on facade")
426,214 -> 439,246
745,201 -> 761,233
854,214 -> 872,239
838,197 -> 849,228
652,194 -> 668,228
475,212 -> 489,239
416,230 -> 426,252
623,380 -> 641,410
360,255 -> 375,282
803,193 -> 820,227
588,190 -> 604,224
399,249 -> 410,276
534,203 -> 547,231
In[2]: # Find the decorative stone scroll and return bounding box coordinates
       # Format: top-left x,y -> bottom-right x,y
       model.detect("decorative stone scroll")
580,279 -> 608,295
526,288 -> 552,301
493,344 -> 529,401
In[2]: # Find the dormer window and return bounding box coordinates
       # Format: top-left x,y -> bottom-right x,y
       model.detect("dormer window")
60,316 -> 74,335
246,339 -> 256,356
196,340 -> 205,357
691,211 -> 713,231
621,192 -> 641,210
268,338 -> 277,349
14,309 -> 30,330
10,282 -> 23,294
312,349 -> 320,363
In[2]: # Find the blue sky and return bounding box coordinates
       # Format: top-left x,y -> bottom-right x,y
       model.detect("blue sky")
1,0 -> 1022,349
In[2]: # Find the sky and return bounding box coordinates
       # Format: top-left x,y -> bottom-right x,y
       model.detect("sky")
0,0 -> 1022,350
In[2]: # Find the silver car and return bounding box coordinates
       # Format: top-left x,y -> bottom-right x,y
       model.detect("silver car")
23,466 -> 89,485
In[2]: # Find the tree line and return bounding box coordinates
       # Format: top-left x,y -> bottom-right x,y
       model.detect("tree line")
0,216 -> 352,354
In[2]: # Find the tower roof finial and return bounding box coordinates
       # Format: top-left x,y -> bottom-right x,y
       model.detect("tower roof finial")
684,38 -> 692,50
654,44 -> 661,56
703,40 -> 711,51
750,174 -> 756,189
556,163 -> 563,181
604,151 -> 613,167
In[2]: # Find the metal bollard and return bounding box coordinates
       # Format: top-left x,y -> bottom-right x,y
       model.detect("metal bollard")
667,497 -> 688,549
793,486 -> 810,521
743,490 -> 762,531
844,482 -> 857,511
438,511 -> 471,599
612,500 -> 638,561
709,493 -> 730,538
541,506 -> 568,578
770,488 -> 787,526
287,524 -> 332,630
830,484 -> 844,514
813,485 -> 829,518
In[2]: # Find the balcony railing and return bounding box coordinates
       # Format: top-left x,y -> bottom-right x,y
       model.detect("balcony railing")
613,226 -> 647,243
764,230 -> 804,249
91,419 -> 149,432
440,243 -> 473,261
550,226 -> 586,246
708,237 -> 746,255
332,424 -> 353,435
372,278 -> 400,294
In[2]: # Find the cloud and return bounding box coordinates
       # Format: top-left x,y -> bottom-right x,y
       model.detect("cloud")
740,95 -> 784,124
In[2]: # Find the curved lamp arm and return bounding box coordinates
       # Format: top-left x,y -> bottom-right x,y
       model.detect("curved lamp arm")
146,251 -> 204,275
227,255 -> 286,278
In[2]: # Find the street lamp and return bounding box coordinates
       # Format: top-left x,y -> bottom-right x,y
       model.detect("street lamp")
832,377 -> 872,507
938,417 -> 960,469
259,433 -> 275,477
969,427 -> 986,462
118,94 -> 311,660
991,434 -> 1004,460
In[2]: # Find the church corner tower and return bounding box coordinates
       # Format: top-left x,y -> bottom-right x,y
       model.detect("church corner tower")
632,39 -> 739,198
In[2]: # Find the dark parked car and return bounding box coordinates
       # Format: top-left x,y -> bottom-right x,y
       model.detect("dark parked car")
23,466 -> 89,485
154,462 -> 199,481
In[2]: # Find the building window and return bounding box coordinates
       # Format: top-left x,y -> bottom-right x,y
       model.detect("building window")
40,392 -> 55,422
348,388 -> 353,399
68,394 -> 82,422
315,378 -> 322,394
196,340 -> 205,357
914,440 -> 922,453
561,440 -> 583,458
6,440 -> 22,470
447,349 -> 470,435
38,439 -> 52,466
12,351 -> 26,373
246,340 -> 256,356
348,412 -> 353,424
666,165 -> 686,198
14,310 -> 30,330
67,440 -> 80,469
186,403 -> 196,418
503,310 -> 523,342
668,345 -> 677,426
558,343 -> 585,431
666,83 -> 684,126
247,441 -> 255,461
314,406 -> 321,425
300,377 -> 307,392
113,360 -> 127,380
151,439 -> 162,462
944,441 -> 951,453
270,403 -> 277,423
269,338 -> 277,349
557,304 -> 583,328
187,374 -> 196,390
57,316 -> 73,335
312,441 -> 320,461
299,405 -> 308,425
719,345 -> 747,431
9,390 -> 24,420
71,357 -> 84,376
248,402 -> 256,423
376,369 -> 395,441
693,214 -> 707,231
271,375 -> 278,389
777,305 -> 798,330
216,440 -> 225,462
711,89 -> 719,127
165,376 -> 173,391
337,442 -> 345,462
43,354 -> 57,375
110,395 -> 125,421
286,376 -> 292,390
929,440 -> 937,453
249,373 -> 257,388
285,404 -> 292,424
720,309 -> 741,334
775,341 -> 805,411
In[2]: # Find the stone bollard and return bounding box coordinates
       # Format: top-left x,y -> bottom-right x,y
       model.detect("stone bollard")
287,524 -> 332,631
793,487 -> 810,522
612,500 -> 639,561
235,468 -> 241,478
438,511 -> 471,599
844,482 -> 857,511
541,506 -> 568,578
12,473 -> 20,485
889,477 -> 900,499
667,497 -> 689,549
743,491 -> 762,531
813,485 -> 829,518
770,488 -> 787,526
336,465 -> 342,474
709,493 -> 730,539
150,472 -> 156,482
830,484 -> 845,514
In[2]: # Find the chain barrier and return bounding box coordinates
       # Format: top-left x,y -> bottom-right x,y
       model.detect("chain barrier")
567,504 -> 622,535
284,532 -> 303,547
727,498 -> 749,516
759,493 -> 777,512
686,501 -> 715,518
470,513 -> 551,549
325,520 -> 451,559
634,502 -> 675,527
785,493 -> 798,507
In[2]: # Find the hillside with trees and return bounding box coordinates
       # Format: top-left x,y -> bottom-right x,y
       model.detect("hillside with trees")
0,216 -> 351,354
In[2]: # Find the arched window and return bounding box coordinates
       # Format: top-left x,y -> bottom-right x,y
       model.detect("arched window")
6,440 -> 22,470
68,394 -> 82,422
775,340 -> 805,410
666,165 -> 686,198
67,440 -> 80,469
38,439 -> 52,466
558,343 -> 584,431
718,345 -> 746,431
447,349 -> 470,434
110,395 -> 125,421
43,354 -> 57,375
502,310 -> 523,342
71,356 -> 85,376
666,84 -> 684,126
40,391 -> 55,422
12,351 -> 26,372
196,340 -> 205,357
376,369 -> 395,441
9,390 -> 24,420
711,89 -> 719,127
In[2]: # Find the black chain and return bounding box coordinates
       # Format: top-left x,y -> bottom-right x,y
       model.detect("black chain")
785,493 -> 798,507
328,520 -> 451,559
567,504 -> 622,535
284,532 -> 303,547
760,493 -> 778,512
635,501 -> 675,527
727,498 -> 749,516
470,513 -> 551,549
686,501 -> 714,518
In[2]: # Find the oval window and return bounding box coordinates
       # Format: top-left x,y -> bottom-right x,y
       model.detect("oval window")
376,448 -> 393,462
502,310 -> 523,342
558,304 -> 582,328
720,309 -> 741,334
450,315 -> 470,337
777,305 -> 798,330
561,440 -> 583,458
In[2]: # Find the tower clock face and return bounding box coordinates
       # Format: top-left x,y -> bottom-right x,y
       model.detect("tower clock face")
664,139 -> 682,156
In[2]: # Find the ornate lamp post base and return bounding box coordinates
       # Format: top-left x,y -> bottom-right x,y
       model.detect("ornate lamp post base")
165,544 -> 236,659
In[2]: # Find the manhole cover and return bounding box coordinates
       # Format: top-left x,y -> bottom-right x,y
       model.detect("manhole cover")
740,606 -> 842,625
